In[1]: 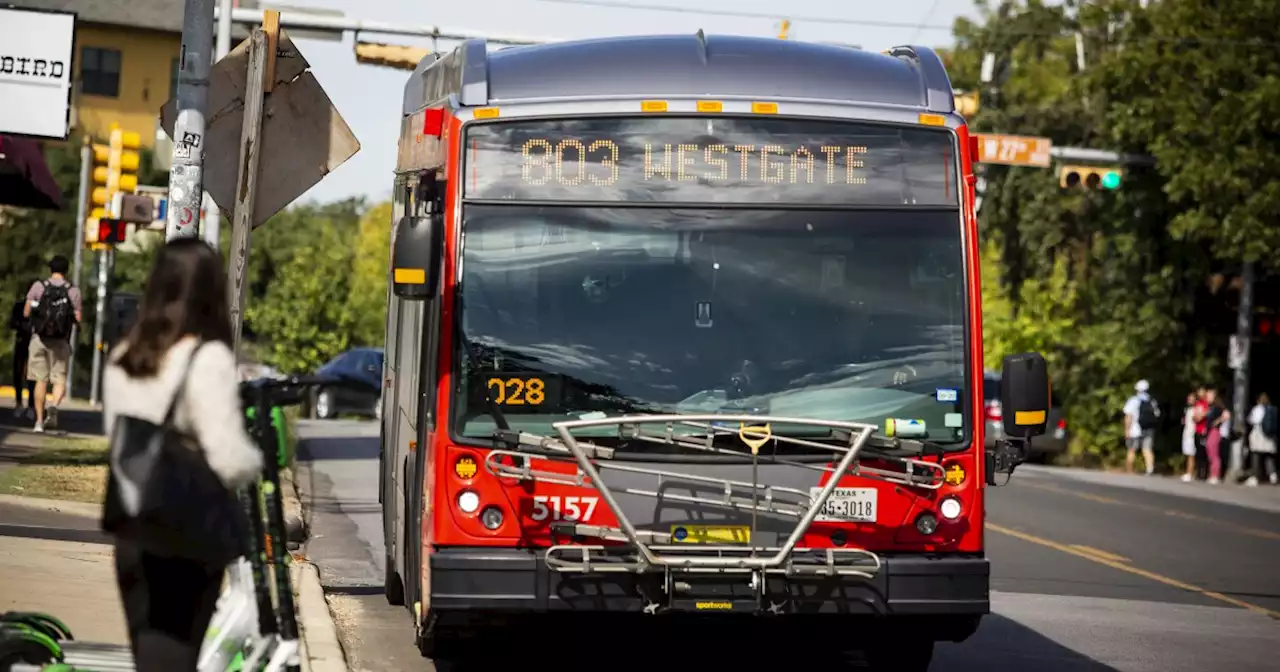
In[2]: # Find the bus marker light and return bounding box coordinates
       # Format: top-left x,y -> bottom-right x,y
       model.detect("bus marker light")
696,100 -> 723,113
473,107 -> 500,119
915,512 -> 938,535
751,102 -> 778,114
457,490 -> 480,513
640,100 -> 668,112
454,456 -> 478,479
422,108 -> 444,137
944,464 -> 966,486
919,113 -> 947,126
481,507 -> 504,530
939,496 -> 963,520
394,268 -> 426,284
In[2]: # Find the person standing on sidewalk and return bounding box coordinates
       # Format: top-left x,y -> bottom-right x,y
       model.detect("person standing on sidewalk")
1204,391 -> 1229,485
1180,392 -> 1199,481
23,255 -> 82,432
1123,380 -> 1159,475
104,238 -> 262,671
1246,393 -> 1278,486
8,283 -> 37,419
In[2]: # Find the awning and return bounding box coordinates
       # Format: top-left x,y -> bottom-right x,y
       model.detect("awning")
0,134 -> 65,211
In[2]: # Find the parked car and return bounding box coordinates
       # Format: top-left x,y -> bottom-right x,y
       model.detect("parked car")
983,370 -> 1068,462
311,347 -> 385,420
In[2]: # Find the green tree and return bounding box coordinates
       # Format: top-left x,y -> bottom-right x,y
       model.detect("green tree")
1093,0 -> 1280,265
246,220 -> 358,374
347,201 -> 393,347
947,1 -> 1208,464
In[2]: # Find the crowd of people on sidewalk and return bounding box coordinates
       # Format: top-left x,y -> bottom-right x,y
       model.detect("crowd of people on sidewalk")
1123,379 -> 1278,487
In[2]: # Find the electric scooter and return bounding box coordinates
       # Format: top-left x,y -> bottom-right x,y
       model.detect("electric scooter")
0,375 -> 333,672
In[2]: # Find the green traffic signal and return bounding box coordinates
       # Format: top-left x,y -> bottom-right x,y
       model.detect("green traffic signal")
1101,171 -> 1122,189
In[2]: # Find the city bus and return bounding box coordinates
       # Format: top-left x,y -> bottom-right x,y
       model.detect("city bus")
378,33 -> 1049,668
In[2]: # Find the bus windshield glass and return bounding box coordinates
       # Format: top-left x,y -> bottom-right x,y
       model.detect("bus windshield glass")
453,117 -> 969,451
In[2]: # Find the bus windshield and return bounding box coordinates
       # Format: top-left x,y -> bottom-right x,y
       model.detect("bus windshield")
451,117 -> 969,451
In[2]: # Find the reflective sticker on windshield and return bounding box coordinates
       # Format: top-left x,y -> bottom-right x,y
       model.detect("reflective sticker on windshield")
944,413 -> 963,428
936,388 -> 958,403
578,411 -> 608,420
695,301 -> 713,328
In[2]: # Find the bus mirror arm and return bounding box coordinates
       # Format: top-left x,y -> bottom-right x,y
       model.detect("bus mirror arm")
985,438 -> 1026,486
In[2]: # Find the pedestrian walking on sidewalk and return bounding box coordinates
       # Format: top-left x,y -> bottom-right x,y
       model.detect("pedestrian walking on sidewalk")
24,255 -> 82,432
1123,380 -> 1159,475
1246,393 -> 1278,486
8,283 -> 37,418
102,238 -> 263,671
1204,390 -> 1228,484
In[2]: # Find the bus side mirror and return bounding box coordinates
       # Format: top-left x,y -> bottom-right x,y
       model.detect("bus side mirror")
1000,352 -> 1050,439
392,215 -> 442,301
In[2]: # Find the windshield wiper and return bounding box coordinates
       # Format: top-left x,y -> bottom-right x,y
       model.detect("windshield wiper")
674,424 -> 947,457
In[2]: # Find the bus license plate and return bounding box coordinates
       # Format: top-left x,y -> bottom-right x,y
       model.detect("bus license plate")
810,487 -> 877,523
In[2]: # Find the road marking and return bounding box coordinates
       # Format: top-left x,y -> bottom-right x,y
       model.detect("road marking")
1068,544 -> 1129,563
987,523 -> 1280,620
1018,480 -> 1280,541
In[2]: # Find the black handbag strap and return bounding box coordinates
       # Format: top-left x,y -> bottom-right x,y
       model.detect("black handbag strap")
161,340 -> 205,427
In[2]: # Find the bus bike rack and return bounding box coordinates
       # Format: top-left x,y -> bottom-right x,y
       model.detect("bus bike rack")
482,414 -> 948,587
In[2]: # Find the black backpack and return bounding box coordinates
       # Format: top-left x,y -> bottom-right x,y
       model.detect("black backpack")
1137,397 -> 1160,430
31,281 -> 75,341
1262,405 -> 1279,440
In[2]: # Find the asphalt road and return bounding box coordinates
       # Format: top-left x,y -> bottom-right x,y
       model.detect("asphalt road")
293,420 -> 1280,672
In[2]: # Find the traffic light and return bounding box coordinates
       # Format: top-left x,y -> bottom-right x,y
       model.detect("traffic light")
953,89 -> 980,118
1256,313 -> 1277,341
86,123 -> 141,247
1058,164 -> 1123,190
353,41 -> 431,71
97,218 -> 128,244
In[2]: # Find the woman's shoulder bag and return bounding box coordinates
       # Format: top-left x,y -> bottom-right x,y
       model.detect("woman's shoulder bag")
101,341 -> 252,567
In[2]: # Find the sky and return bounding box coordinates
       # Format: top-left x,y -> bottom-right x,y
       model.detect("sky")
271,0 -> 984,205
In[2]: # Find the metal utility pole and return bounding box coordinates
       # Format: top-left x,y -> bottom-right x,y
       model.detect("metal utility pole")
166,0 -> 216,241
202,0 -> 235,250
88,249 -> 113,406
1229,261 -> 1254,479
66,137 -> 91,396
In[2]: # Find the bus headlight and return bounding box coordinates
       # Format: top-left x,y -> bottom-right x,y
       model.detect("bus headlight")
481,507 -> 504,530
457,490 -> 480,514
939,496 -> 963,521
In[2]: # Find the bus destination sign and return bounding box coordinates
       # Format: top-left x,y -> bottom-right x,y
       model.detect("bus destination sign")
464,117 -> 960,206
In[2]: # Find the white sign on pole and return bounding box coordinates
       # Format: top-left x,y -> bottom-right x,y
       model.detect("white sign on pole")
0,7 -> 76,139
1229,335 -> 1247,370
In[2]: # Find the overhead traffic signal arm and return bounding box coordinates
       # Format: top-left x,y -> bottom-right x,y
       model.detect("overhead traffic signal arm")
1058,163 -> 1123,189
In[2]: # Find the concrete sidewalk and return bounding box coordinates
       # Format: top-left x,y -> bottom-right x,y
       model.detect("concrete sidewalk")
0,494 -> 348,672
1018,464 -> 1280,514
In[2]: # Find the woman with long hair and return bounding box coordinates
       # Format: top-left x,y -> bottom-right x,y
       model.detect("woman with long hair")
103,238 -> 262,670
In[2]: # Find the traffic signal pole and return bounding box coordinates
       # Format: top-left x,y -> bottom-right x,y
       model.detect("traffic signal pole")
166,0 -> 216,242
66,137 -> 91,397
1230,262 -> 1254,480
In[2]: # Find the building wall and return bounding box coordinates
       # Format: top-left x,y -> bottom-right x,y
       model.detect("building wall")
73,23 -> 180,148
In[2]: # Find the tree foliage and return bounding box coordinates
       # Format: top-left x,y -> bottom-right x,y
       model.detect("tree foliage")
347,201 -> 394,347
950,0 -> 1263,464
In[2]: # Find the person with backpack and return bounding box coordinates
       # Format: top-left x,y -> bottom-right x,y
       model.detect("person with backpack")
1123,379 -> 1160,475
23,255 -> 83,432
1246,392 -> 1278,486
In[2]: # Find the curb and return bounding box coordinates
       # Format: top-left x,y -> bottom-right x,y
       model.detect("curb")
291,560 -> 350,672
0,493 -> 103,519
280,466 -> 309,546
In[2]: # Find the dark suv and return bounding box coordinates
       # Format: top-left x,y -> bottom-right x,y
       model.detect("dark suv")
983,371 -> 1068,461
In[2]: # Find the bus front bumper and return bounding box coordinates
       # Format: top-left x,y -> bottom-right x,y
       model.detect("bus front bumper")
428,548 -> 989,618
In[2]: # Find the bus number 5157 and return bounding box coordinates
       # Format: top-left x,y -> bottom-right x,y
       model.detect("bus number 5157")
530,495 -> 599,522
